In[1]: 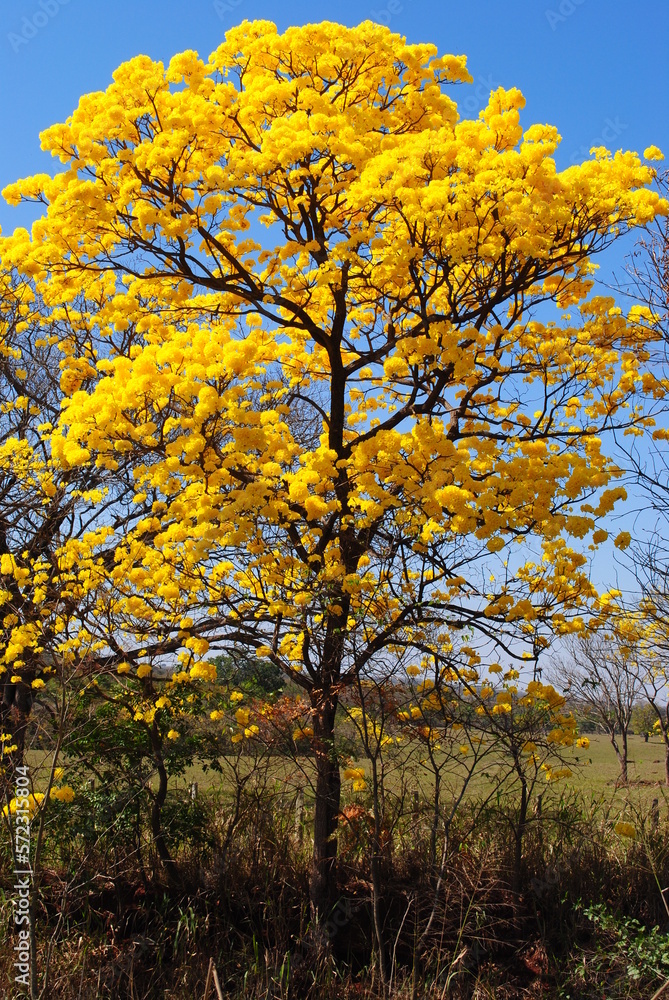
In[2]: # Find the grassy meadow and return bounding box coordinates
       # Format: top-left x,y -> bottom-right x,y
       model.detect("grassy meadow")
167,732 -> 669,819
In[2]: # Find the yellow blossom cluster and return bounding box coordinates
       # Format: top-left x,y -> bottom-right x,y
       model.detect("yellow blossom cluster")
3,792 -> 44,818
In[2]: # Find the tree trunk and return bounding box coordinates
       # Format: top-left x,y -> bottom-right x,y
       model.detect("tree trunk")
620,729 -> 629,784
150,763 -> 172,867
512,778 -> 528,895
370,757 -> 389,990
148,724 -> 176,881
310,688 -> 341,920
610,730 -> 628,785
429,768 -> 441,870
615,750 -> 628,784
1,678 -> 33,774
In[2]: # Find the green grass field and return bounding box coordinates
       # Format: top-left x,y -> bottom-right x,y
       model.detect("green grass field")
567,733 -> 668,791
171,732 -> 669,831
24,732 -> 669,822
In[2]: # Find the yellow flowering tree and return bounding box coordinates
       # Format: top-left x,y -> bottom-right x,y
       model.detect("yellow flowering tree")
0,271 -> 113,777
1,19 -> 666,915
0,272 -> 228,863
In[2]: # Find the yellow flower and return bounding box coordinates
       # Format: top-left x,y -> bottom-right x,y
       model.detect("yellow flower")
31,678 -> 45,689
235,708 -> 250,726
50,785 -> 75,803
643,145 -> 664,161
344,767 -> 365,781
614,821 -> 636,839
54,767 -> 64,780
576,737 -> 590,749
167,729 -> 179,740
3,792 -> 44,817
352,779 -> 367,792
189,661 -> 216,682
229,690 -> 244,703
136,663 -> 152,679
117,662 -> 131,674
0,553 -> 15,575
210,710 -> 224,721
293,726 -> 314,741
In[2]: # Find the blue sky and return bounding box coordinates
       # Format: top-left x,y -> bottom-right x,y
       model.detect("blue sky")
0,0 -> 667,601
1,0 -> 667,282
1,0 -> 667,239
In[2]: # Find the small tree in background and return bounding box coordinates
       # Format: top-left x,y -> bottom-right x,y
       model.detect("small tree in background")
554,634 -> 640,784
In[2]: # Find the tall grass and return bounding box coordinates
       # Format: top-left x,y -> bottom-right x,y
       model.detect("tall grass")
2,780 -> 669,998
